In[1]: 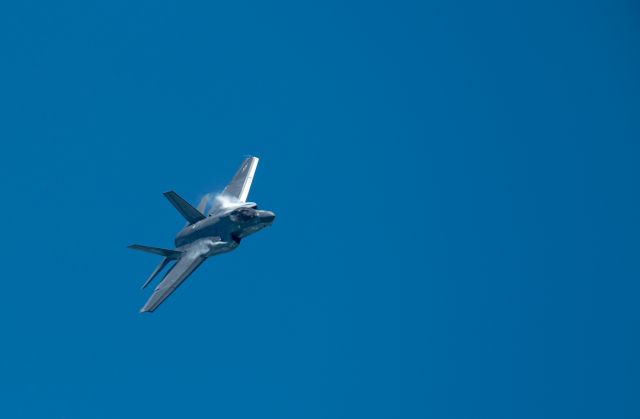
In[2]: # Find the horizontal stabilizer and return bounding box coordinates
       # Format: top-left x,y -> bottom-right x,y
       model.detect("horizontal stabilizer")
128,244 -> 182,259
163,191 -> 206,224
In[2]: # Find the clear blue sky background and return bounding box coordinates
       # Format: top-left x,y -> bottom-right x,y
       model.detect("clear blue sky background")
1,1 -> 639,418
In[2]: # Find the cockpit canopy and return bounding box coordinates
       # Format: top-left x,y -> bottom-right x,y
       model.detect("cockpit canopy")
230,207 -> 256,223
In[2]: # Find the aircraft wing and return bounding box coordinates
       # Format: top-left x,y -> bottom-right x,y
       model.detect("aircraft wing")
206,156 -> 259,216
222,156 -> 259,202
140,254 -> 206,313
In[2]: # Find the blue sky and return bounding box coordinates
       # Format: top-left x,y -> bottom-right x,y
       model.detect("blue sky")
1,1 -> 639,418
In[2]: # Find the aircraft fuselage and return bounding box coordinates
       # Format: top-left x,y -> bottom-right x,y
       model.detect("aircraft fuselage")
174,203 -> 275,249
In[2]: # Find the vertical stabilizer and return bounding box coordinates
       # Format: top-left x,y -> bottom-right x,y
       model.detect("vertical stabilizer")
163,191 -> 206,224
141,257 -> 171,289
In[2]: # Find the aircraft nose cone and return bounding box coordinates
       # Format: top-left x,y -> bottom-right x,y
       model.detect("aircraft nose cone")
261,211 -> 276,223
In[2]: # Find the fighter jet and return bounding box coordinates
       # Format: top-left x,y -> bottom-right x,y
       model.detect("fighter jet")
129,156 -> 275,313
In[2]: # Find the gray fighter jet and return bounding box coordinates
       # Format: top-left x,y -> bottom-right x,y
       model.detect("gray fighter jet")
129,156 -> 275,313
